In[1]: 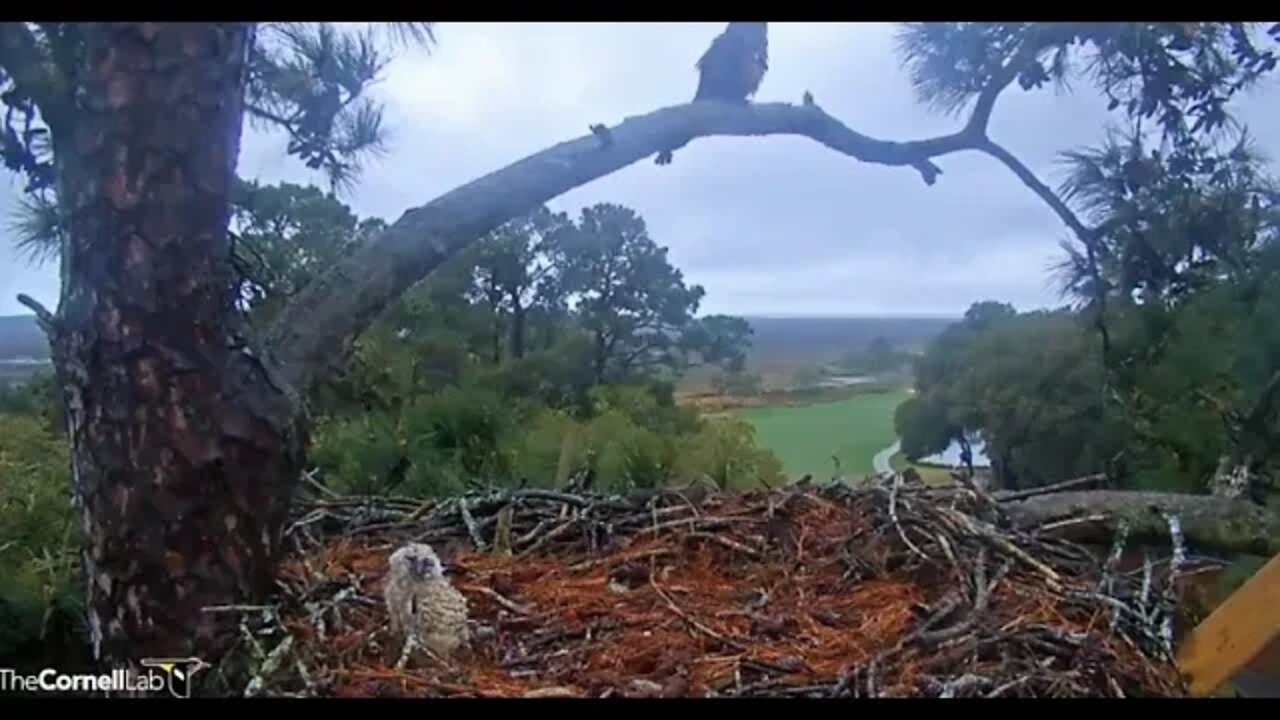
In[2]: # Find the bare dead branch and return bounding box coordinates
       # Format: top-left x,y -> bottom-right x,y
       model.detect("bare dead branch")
264,31 -> 1121,401
266,99 -> 981,392
650,573 -> 746,652
16,292 -> 55,334
995,474 -> 1107,503
976,138 -> 1095,242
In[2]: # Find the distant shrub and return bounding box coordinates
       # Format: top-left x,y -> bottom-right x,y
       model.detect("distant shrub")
0,371 -> 63,433
0,414 -> 86,670
311,384 -> 525,497
402,385 -> 520,487
674,416 -> 785,491
589,383 -> 699,437
509,408 -> 578,489
580,410 -> 675,491
473,343 -> 596,412
310,412 -> 406,495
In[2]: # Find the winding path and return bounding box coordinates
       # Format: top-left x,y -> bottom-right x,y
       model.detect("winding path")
871,439 -> 901,475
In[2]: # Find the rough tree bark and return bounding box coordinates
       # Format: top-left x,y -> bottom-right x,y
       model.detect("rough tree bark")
1005,491 -> 1280,556
36,23 -> 305,665
510,297 -> 527,360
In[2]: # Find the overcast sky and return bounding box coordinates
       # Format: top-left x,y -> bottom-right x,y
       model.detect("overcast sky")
3,22 -> 1279,318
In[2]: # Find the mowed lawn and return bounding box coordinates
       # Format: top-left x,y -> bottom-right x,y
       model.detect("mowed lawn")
733,389 -> 910,479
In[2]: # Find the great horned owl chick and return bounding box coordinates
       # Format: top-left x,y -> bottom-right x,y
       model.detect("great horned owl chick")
384,543 -> 470,664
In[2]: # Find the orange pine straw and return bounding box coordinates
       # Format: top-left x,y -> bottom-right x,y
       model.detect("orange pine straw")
268,491 -> 1181,697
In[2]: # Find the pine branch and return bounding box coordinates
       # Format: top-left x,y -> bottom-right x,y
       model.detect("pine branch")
963,24 -> 1087,139
16,292 -> 56,334
975,137 -> 1115,371
0,23 -> 68,131
976,138 -> 1096,244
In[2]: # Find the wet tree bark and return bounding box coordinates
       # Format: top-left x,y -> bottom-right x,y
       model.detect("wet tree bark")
510,297 -> 527,360
47,23 -> 304,665
1004,490 -> 1280,556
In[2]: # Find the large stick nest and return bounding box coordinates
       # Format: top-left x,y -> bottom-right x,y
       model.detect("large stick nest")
211,476 -> 1198,698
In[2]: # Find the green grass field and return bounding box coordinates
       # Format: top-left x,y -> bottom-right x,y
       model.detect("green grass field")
888,451 -> 956,486
732,388 -> 910,479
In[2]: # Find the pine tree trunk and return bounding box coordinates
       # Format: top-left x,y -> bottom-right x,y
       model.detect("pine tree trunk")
48,23 -> 305,666
510,300 -> 527,359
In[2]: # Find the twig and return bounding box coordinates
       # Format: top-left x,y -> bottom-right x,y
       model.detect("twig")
634,515 -> 762,537
244,635 -> 294,698
996,474 -> 1106,503
650,575 -> 746,652
1100,519 -> 1130,627
300,469 -> 341,500
685,531 -> 764,560
294,655 -> 316,696
953,471 -> 1005,520
888,474 -> 932,562
1107,676 -> 1126,698
1139,551 -> 1153,616
514,518 -> 553,547
471,586 -> 532,616
1158,511 -> 1185,656
941,507 -> 1062,587
567,547 -> 674,573
933,530 -> 963,579
397,496 -> 439,526
1036,514 -> 1109,534
939,673 -> 990,697
517,515 -> 580,557
508,489 -> 595,507
986,676 -> 1028,697
459,499 -> 487,552
918,555 -> 1006,648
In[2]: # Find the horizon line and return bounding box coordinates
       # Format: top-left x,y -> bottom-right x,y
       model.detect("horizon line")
1,311 -> 968,321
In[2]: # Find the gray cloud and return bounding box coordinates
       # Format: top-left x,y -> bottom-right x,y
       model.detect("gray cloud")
3,22 -> 1280,317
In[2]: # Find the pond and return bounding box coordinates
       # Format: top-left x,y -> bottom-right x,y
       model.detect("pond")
919,437 -> 991,468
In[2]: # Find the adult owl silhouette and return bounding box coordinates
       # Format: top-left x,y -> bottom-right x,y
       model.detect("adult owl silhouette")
655,22 -> 769,166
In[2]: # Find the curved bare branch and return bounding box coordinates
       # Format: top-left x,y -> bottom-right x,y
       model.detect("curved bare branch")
266,69 -> 1117,396
977,138 -> 1096,241
266,98 -> 984,391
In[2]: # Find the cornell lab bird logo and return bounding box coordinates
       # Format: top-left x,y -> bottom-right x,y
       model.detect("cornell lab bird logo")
384,542 -> 471,668
140,657 -> 207,698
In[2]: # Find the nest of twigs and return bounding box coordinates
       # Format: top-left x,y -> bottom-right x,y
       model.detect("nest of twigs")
211,474 -> 1197,698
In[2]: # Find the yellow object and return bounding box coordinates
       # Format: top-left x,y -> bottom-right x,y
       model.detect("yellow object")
1176,553 -> 1280,696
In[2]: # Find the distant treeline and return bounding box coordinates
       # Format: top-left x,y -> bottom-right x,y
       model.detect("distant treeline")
740,316 -> 954,367
0,315 -> 48,360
